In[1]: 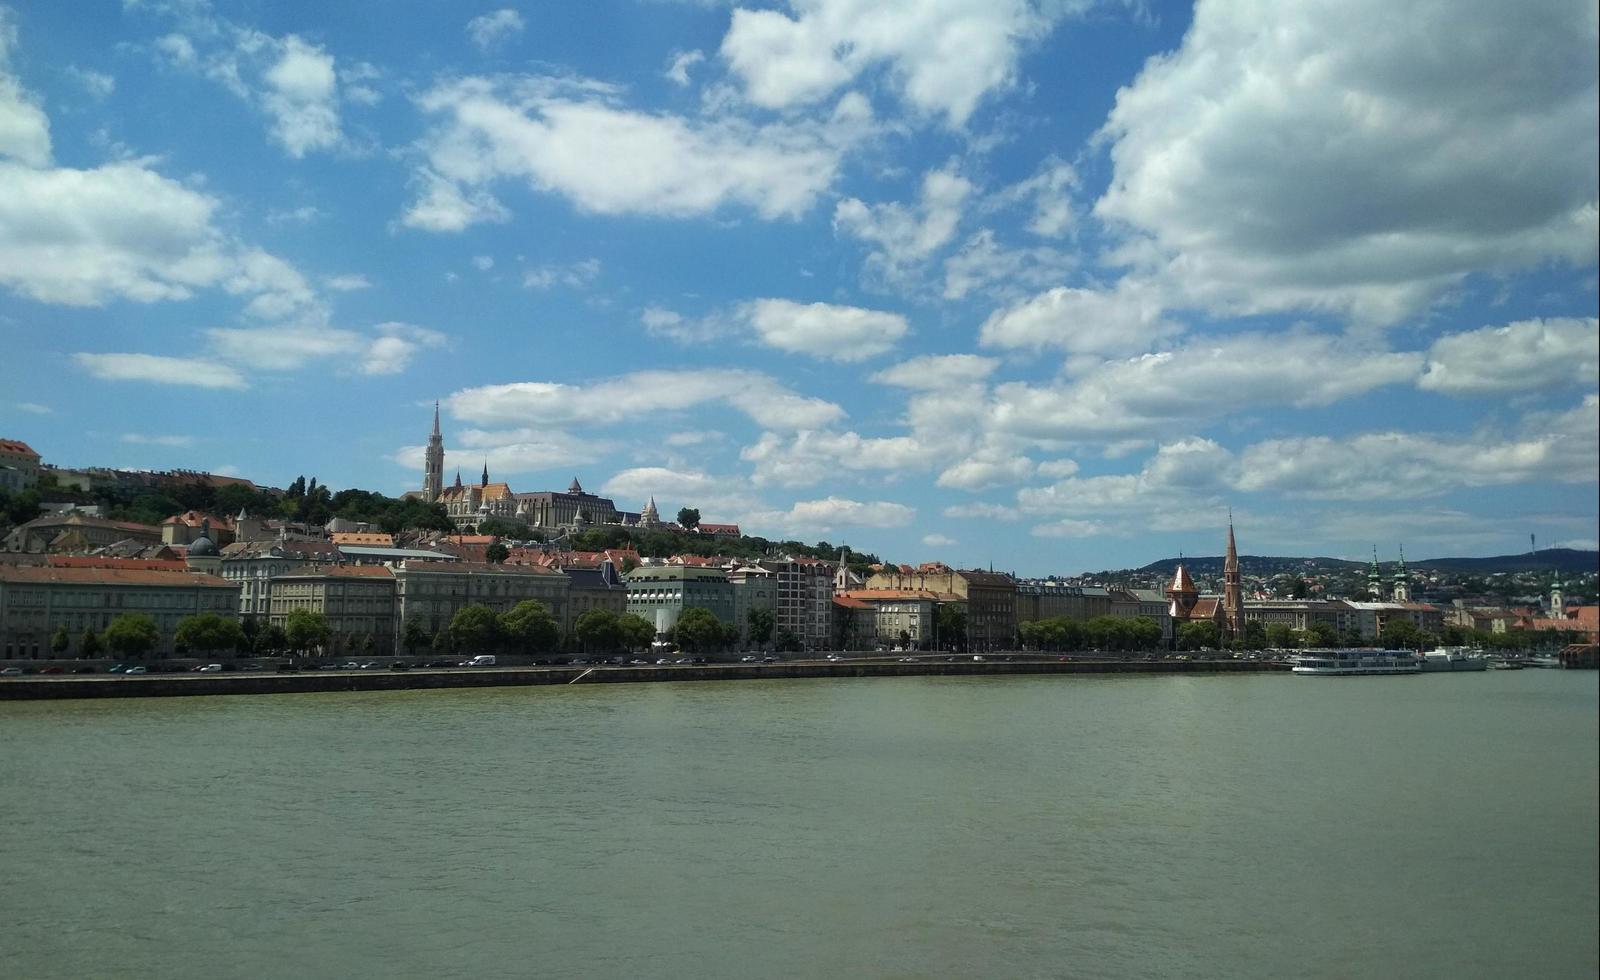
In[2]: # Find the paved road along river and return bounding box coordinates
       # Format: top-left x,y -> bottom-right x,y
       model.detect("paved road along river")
2,669 -> 1595,978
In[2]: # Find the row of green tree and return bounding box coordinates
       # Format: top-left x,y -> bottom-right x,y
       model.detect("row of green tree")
1019,616 -> 1166,652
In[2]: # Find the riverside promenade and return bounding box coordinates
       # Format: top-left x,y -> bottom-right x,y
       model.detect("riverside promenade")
0,657 -> 1285,700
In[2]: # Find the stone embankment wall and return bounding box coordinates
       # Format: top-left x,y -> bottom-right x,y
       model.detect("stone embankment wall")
0,659 -> 1285,700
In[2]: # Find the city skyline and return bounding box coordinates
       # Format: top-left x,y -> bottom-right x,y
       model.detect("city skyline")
2,0 -> 1597,575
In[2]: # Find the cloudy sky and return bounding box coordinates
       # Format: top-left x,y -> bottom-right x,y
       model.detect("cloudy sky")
2,0 -> 1596,573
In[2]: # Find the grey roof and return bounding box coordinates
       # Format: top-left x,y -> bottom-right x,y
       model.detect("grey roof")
186,535 -> 219,557
337,546 -> 457,560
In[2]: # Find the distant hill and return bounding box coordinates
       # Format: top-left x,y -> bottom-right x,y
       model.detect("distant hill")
1134,549 -> 1598,577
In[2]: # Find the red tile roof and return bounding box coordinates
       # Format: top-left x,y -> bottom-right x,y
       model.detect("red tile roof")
832,595 -> 872,609
277,565 -> 395,580
46,556 -> 189,572
0,565 -> 234,587
0,438 -> 39,457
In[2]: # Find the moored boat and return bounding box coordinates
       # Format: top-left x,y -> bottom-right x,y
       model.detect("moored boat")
1419,647 -> 1490,672
1291,649 -> 1421,675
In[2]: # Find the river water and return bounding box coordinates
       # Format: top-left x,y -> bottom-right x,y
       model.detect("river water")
2,670 -> 1595,979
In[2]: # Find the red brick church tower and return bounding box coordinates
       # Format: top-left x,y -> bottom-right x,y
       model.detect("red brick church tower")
1223,515 -> 1243,641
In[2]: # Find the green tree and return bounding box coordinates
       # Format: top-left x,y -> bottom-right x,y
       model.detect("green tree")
255,623 -> 288,657
79,628 -> 101,659
485,542 -> 510,564
1265,623 -> 1297,648
676,507 -> 700,530
747,607 -> 774,646
1177,620 -> 1221,651
1381,619 -> 1426,649
1241,620 -> 1268,650
174,612 -> 246,657
477,518 -> 532,540
450,603 -> 504,652
50,625 -> 70,658
284,609 -> 332,659
103,613 -> 161,660
574,608 -> 623,653
618,613 -> 656,652
774,629 -> 802,653
499,599 -> 559,654
935,603 -> 967,651
402,618 -> 432,656
672,607 -> 725,653
1306,621 -> 1340,648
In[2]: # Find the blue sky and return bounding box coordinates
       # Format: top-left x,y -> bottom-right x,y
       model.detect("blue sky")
1,0 -> 1596,574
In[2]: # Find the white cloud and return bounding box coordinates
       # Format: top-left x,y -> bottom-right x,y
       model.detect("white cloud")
741,429 -> 941,486
121,433 -> 194,447
942,501 -> 1021,521
601,465 -> 759,519
936,449 -> 1035,491
1234,396 -> 1600,499
719,0 -> 1056,126
68,67 -> 116,100
0,12 -> 51,167
402,168 -> 511,232
1035,458 -> 1079,479
756,496 -> 916,533
940,229 -> 1077,301
405,75 -> 853,227
466,9 -> 525,51
72,353 -> 247,389
834,165 -> 972,286
1419,317 -> 1599,395
665,50 -> 704,86
1031,518 -> 1105,539
155,33 -> 197,68
14,402 -> 50,414
993,156 -> 1078,237
201,321 -> 444,375
448,369 -> 845,433
869,353 -> 997,389
361,322 -> 448,375
989,331 -> 1424,442
471,255 -> 494,272
979,281 -> 1178,357
524,258 -> 600,290
664,430 -> 723,448
257,34 -> 341,158
267,204 -> 323,225
396,429 -> 599,478
738,298 -> 908,361
922,533 -> 957,546
324,273 -> 370,291
1095,0 -> 1599,324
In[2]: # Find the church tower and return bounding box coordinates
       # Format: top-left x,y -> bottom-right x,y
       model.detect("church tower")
1367,547 -> 1383,599
1166,562 -> 1200,620
639,496 -> 660,528
1550,574 -> 1565,616
423,402 -> 445,502
1392,545 -> 1410,603
1223,516 -> 1243,639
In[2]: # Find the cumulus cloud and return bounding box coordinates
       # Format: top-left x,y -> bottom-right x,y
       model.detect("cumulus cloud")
72,353 -> 247,389
447,369 -> 845,433
741,429 -> 941,486
121,433 -> 194,447
257,34 -> 340,157
524,258 -> 601,290
404,74 -> 856,228
719,0 -> 1056,126
978,281 -> 1179,357
834,165 -> 972,286
936,449 -> 1035,491
665,50 -> 704,86
993,156 -> 1078,237
395,428 -> 599,478
757,496 -> 916,533
923,533 -> 957,546
0,12 -> 51,167
738,298 -> 908,361
601,465 -> 759,518
1095,0 -> 1599,324
466,9 -> 525,51
989,331 -> 1424,442
1419,317 -> 1599,395
869,353 -> 998,389
1234,396 -> 1600,499
940,229 -> 1077,301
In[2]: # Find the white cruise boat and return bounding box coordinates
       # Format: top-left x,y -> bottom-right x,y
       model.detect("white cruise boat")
1291,649 -> 1421,675
1419,647 -> 1490,672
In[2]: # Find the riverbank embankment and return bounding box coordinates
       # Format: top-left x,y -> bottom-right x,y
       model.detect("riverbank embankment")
0,658 -> 1285,700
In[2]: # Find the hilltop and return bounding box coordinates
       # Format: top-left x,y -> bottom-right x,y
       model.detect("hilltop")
1133,549 -> 1598,578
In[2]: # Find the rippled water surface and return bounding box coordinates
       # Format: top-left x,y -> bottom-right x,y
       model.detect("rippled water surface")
2,671 -> 1596,979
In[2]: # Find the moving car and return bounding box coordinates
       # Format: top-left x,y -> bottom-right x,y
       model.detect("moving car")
461,655 -> 497,667
124,666 -> 148,675
0,666 -> 23,676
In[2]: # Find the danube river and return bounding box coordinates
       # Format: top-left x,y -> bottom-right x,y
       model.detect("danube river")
2,670 -> 1595,979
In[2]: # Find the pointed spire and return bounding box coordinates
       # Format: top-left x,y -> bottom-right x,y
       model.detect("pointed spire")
481,460 -> 489,487
431,400 -> 441,438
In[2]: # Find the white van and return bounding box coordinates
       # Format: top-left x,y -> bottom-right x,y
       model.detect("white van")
463,655 -> 497,667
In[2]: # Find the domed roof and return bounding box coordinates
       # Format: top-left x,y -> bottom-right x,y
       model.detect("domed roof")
187,534 -> 219,557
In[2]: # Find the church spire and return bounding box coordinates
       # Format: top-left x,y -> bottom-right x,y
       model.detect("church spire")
481,460 -> 489,487
1223,512 -> 1242,639
431,400 -> 441,437
423,401 -> 446,502
1392,544 -> 1410,602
